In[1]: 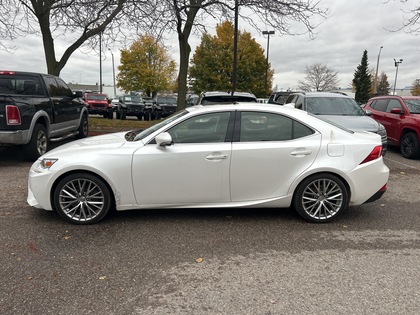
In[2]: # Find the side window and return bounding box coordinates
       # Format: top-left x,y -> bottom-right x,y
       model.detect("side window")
239,112 -> 313,142
386,99 -> 402,112
167,112 -> 231,143
43,76 -> 60,97
56,78 -> 73,97
295,96 -> 304,109
371,99 -> 388,112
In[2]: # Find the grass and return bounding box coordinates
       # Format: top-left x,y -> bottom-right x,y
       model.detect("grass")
88,116 -> 158,135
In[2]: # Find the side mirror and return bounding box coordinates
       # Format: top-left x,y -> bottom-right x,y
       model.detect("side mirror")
364,109 -> 372,116
390,108 -> 403,115
155,132 -> 172,147
74,90 -> 83,98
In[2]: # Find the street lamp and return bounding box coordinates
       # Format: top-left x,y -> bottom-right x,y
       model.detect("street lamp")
262,30 -> 275,97
393,58 -> 403,95
374,46 -> 383,95
109,48 -> 116,97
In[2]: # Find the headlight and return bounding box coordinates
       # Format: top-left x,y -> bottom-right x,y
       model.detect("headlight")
33,158 -> 58,173
377,123 -> 387,137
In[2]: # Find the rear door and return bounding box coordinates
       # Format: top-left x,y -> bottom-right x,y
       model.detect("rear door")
230,111 -> 321,202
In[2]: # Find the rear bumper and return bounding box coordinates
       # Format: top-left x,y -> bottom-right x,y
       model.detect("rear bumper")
0,129 -> 29,145
364,185 -> 387,203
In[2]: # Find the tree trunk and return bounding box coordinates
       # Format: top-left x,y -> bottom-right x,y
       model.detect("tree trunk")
177,33 -> 191,111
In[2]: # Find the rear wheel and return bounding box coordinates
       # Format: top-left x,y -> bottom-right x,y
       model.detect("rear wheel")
75,114 -> 88,139
22,123 -> 48,161
120,110 -> 126,120
53,173 -> 112,225
293,173 -> 348,223
400,132 -> 420,159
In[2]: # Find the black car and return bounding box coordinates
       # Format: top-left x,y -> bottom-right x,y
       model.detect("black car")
268,91 -> 294,105
116,95 -> 144,120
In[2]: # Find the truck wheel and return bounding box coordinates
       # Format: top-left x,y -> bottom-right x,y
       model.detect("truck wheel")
144,112 -> 150,121
116,111 -> 121,119
22,123 -> 48,161
75,114 -> 88,139
121,110 -> 126,120
107,110 -> 113,120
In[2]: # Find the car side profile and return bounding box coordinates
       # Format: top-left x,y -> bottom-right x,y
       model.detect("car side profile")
364,95 -> 420,159
27,103 -> 389,225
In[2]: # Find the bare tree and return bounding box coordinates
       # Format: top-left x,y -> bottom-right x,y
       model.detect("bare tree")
0,0 -> 154,76
388,0 -> 420,34
298,63 -> 339,92
149,0 -> 329,110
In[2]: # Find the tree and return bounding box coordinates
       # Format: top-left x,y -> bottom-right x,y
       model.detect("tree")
377,72 -> 391,96
411,79 -> 420,96
149,0 -> 329,110
0,0 -> 152,76
353,50 -> 372,104
189,21 -> 271,97
117,35 -> 177,96
297,63 -> 339,92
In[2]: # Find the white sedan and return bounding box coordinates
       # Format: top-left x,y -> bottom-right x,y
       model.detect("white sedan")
27,103 -> 389,224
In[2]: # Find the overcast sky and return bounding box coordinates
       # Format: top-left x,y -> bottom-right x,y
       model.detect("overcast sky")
1,0 -> 419,94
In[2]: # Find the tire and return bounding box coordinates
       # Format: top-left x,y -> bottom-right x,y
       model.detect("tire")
22,123 -> 48,161
107,110 -> 113,119
116,111 -> 121,119
53,173 -> 112,225
400,132 -> 420,159
292,173 -> 348,223
144,112 -> 150,121
75,114 -> 88,139
120,110 -> 126,120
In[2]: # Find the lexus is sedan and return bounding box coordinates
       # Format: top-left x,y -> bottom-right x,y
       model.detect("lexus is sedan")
27,103 -> 389,225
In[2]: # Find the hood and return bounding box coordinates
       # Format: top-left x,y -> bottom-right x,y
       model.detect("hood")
319,115 -> 380,132
44,132 -> 130,157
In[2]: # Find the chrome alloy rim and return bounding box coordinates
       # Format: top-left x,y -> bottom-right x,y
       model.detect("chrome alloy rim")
302,179 -> 343,220
59,179 -> 105,222
37,131 -> 48,156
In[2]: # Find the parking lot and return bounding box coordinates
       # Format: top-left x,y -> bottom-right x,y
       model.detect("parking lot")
1,145 -> 420,314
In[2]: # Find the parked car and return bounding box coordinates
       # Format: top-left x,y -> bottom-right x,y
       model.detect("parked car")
364,95 -> 420,159
83,92 -> 113,119
27,103 -> 389,225
153,95 -> 177,119
284,92 -> 388,155
116,95 -> 144,120
0,70 -> 88,161
197,91 -> 257,105
186,94 -> 199,107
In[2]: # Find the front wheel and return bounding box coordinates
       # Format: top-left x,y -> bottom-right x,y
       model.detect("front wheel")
22,123 -> 48,161
292,173 -> 348,223
53,173 -> 112,225
400,132 -> 420,159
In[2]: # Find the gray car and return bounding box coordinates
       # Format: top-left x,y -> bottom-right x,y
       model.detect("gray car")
285,92 -> 387,155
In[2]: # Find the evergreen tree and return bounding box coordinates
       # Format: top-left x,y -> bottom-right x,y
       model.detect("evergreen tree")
377,72 -> 390,96
353,50 -> 372,103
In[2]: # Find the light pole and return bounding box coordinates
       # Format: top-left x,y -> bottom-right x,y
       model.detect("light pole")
374,46 -> 383,95
232,0 -> 239,95
393,58 -> 403,95
99,31 -> 103,93
262,30 -> 275,97
109,48 -> 116,97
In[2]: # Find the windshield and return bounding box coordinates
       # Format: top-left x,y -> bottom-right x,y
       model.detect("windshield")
87,94 -> 107,101
132,110 -> 188,141
305,97 -> 364,116
124,96 -> 142,103
404,99 -> 420,114
157,97 -> 177,104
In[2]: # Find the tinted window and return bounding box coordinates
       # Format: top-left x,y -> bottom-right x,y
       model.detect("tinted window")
370,99 -> 388,112
239,112 -> 313,142
386,99 -> 402,112
167,112 -> 231,143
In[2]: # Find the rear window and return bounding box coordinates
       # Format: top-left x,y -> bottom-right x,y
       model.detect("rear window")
306,97 -> 364,116
201,95 -> 257,105
0,75 -> 43,95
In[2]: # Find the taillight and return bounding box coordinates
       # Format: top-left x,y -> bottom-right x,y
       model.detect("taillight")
6,105 -> 21,125
360,146 -> 382,164
0,70 -> 16,75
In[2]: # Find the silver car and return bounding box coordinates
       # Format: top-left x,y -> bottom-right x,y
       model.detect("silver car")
285,92 -> 387,155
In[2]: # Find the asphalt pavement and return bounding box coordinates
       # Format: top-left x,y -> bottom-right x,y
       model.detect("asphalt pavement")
0,145 -> 419,314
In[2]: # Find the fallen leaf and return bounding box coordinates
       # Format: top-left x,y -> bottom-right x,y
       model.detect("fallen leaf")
99,276 -> 107,280
63,236 -> 71,240
195,257 -> 203,263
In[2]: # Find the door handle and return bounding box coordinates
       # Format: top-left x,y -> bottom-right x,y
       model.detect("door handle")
205,154 -> 228,161
290,148 -> 312,157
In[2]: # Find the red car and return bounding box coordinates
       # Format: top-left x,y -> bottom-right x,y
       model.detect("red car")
364,95 -> 420,159
83,92 -> 113,119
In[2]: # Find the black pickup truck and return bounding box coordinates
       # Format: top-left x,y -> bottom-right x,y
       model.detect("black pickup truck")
0,70 -> 88,161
